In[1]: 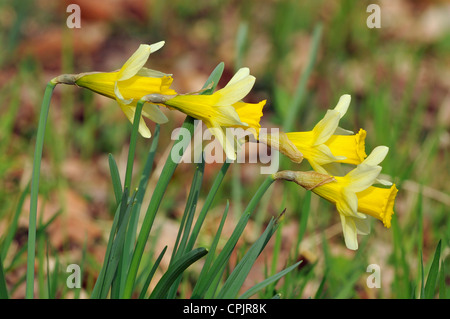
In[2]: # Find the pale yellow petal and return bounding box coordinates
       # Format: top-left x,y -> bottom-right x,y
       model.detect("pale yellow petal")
208,124 -> 237,161
339,214 -> 359,250
215,75 -> 255,106
311,110 -> 340,146
118,102 -> 152,138
117,44 -> 152,81
142,103 -> 169,124
225,67 -> 250,87
363,146 -> 389,166
334,94 -> 351,118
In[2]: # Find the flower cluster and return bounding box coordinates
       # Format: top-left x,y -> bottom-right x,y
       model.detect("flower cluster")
53,42 -> 397,250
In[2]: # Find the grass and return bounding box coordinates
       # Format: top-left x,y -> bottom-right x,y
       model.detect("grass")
0,0 -> 448,299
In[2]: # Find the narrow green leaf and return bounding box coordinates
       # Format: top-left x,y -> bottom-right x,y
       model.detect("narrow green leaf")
101,191 -> 136,298
1,181 -> 30,262
138,246 -> 167,299
424,240 -> 442,299
108,154 -> 123,205
282,23 -> 322,132
91,193 -> 128,298
217,218 -> 278,299
0,256 -> 8,299
149,247 -> 208,299
186,161 -> 230,252
120,124 -> 160,296
191,201 -> 230,298
239,261 -> 301,299
193,176 -> 274,298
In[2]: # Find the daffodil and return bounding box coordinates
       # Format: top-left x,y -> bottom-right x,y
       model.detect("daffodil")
273,146 -> 398,250
262,95 -> 367,174
53,41 -> 177,138
147,68 -> 266,160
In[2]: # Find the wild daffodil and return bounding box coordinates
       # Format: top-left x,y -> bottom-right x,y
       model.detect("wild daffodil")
262,95 -> 367,174
147,67 -> 266,160
53,41 -> 176,138
274,146 -> 398,250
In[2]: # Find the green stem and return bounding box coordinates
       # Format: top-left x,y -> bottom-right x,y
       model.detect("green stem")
123,100 -> 145,193
122,116 -> 196,298
26,81 -> 57,299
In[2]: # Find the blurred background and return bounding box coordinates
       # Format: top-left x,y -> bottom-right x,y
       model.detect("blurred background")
0,0 -> 449,298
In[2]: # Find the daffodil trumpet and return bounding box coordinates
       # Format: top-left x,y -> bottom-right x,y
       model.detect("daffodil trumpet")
263,95 -> 367,174
52,41 -> 176,138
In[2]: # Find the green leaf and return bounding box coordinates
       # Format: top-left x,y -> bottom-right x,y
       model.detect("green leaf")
217,217 -> 279,299
239,261 -> 301,299
191,201 -> 230,298
149,247 -> 208,299
108,154 -> 123,205
138,246 -> 167,299
0,256 -> 8,299
423,240 -> 442,299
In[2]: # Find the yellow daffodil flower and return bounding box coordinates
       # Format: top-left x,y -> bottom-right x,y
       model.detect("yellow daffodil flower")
148,68 -> 266,160
262,95 -> 367,174
53,42 -> 177,138
274,146 -> 398,250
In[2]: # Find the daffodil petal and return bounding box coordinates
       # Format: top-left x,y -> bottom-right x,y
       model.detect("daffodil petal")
339,214 -> 358,250
142,103 -> 169,124
225,67 -> 250,86
216,75 -> 255,106
208,124 -> 237,161
118,101 -> 152,138
149,41 -> 165,53
311,110 -> 340,146
334,94 -> 351,118
137,67 -> 172,78
363,146 -> 389,166
346,164 -> 382,193
117,44 -> 152,81
354,216 -> 371,235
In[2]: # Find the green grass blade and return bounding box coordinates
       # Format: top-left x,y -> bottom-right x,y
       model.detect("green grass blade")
217,218 -> 278,299
423,240 -> 442,299
90,193 -> 128,298
167,158 -> 205,298
1,181 -> 30,262
192,176 -> 274,298
191,201 -> 229,299
138,246 -> 167,299
239,261 -> 301,299
101,191 -> 136,298
186,161 -> 230,252
282,23 -> 322,132
0,256 -> 8,299
120,124 -> 160,296
149,247 -> 208,299
108,154 -> 123,205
